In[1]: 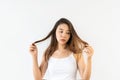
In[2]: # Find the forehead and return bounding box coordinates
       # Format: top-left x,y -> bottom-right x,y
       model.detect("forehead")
57,23 -> 69,30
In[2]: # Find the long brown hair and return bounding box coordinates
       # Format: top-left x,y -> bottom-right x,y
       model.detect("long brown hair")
33,18 -> 88,61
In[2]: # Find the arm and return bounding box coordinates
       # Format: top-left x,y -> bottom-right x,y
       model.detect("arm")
30,44 -> 44,80
78,55 -> 92,80
78,46 -> 94,80
32,55 -> 46,80
32,56 -> 42,80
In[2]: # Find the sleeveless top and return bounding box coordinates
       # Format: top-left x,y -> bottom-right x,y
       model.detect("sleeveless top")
42,53 -> 78,80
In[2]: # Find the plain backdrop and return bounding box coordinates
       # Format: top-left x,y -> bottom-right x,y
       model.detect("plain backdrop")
0,0 -> 119,80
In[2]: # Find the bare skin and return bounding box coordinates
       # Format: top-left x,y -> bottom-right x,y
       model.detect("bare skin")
29,24 -> 94,80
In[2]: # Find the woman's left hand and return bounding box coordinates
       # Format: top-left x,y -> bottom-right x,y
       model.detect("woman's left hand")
83,46 -> 94,59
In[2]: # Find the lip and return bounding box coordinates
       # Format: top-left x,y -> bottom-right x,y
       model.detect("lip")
60,39 -> 66,42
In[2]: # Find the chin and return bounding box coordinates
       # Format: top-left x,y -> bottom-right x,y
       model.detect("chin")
59,42 -> 67,45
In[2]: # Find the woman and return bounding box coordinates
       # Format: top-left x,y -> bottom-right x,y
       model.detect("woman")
29,18 -> 94,80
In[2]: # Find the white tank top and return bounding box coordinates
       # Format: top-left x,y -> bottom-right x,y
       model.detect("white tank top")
43,53 -> 77,80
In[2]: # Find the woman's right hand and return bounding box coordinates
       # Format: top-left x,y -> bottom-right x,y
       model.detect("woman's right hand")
29,43 -> 38,57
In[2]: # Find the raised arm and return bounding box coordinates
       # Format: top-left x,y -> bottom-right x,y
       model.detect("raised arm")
29,44 -> 42,80
77,46 -> 94,80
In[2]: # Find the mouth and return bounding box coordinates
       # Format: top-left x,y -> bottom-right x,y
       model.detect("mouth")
60,39 -> 66,42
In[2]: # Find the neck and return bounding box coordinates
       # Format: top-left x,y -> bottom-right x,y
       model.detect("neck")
56,44 -> 70,55
57,44 -> 66,51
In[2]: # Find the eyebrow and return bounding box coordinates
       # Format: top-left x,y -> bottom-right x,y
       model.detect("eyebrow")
59,28 -> 70,31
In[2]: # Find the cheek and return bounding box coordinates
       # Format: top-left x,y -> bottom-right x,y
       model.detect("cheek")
56,32 -> 60,40
66,35 -> 70,41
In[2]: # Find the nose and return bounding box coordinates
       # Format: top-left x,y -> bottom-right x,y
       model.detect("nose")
61,32 -> 67,38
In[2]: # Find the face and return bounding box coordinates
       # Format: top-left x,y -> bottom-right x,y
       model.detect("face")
56,23 -> 71,45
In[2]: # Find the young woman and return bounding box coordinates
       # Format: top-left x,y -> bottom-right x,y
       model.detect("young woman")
29,18 -> 94,80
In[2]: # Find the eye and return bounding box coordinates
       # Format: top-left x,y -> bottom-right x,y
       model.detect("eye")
59,30 -> 63,33
66,32 -> 70,34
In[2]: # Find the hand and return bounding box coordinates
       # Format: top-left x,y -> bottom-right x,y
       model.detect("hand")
83,46 -> 94,59
29,43 -> 38,57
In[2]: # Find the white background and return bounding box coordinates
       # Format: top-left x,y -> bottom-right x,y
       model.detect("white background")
0,0 -> 119,80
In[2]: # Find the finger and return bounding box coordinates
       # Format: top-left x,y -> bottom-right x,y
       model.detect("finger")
85,47 -> 94,54
86,46 -> 93,52
30,43 -> 37,48
29,45 -> 36,51
30,46 -> 35,49
32,43 -> 35,46
30,46 -> 35,50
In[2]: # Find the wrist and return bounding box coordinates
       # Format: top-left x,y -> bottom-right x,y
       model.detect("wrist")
32,54 -> 37,58
32,56 -> 39,66
87,56 -> 92,61
32,56 -> 38,62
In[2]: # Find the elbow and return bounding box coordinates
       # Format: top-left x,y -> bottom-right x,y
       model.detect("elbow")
33,69 -> 42,80
82,73 -> 91,80
82,78 -> 90,80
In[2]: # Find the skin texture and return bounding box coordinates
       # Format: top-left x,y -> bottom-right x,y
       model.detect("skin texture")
29,23 -> 94,80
